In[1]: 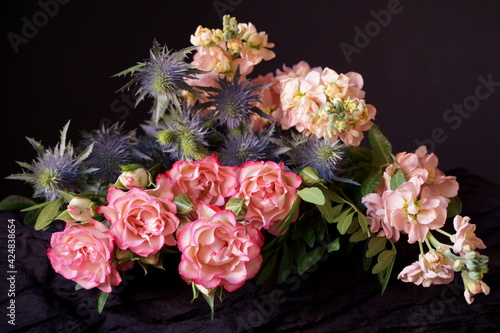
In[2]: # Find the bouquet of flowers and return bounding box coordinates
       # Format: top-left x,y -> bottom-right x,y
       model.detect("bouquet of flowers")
4,15 -> 490,316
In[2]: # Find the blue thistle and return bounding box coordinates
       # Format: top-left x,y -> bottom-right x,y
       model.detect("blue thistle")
134,123 -> 174,170
80,123 -> 136,183
155,108 -> 209,161
7,121 -> 95,201
291,137 -> 349,183
115,40 -> 204,124
202,69 -> 274,130
218,126 -> 278,166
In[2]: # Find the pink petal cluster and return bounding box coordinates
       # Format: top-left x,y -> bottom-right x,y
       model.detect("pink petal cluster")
452,215 -> 486,254
167,154 -> 239,207
177,203 -> 264,292
462,271 -> 490,304
363,147 -> 459,243
46,219 -> 121,293
98,187 -> 180,257
233,161 -> 302,235
398,247 -> 455,287
261,61 -> 375,146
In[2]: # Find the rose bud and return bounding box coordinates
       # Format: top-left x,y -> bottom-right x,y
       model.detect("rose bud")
118,167 -> 150,189
67,196 -> 96,222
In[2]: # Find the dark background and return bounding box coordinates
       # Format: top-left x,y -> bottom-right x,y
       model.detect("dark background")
2,0 -> 500,201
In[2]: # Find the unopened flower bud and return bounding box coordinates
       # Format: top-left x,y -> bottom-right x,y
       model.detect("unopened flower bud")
116,249 -> 135,261
299,167 -> 322,186
469,271 -> 483,281
453,259 -> 464,271
465,251 -> 477,261
67,196 -> 96,221
139,252 -> 160,266
478,255 -> 489,264
174,194 -> 194,215
225,198 -> 248,222
118,167 -> 150,189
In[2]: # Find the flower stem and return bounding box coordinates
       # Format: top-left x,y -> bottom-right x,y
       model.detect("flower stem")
435,228 -> 454,238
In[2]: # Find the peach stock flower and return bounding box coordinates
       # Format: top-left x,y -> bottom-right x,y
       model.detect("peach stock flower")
167,154 -> 239,207
362,192 -> 400,241
462,271 -> 490,304
46,219 -> 121,292
385,177 -> 448,243
177,203 -> 264,292
398,247 -> 455,287
452,215 -> 486,254
98,187 -> 179,257
233,161 -> 302,235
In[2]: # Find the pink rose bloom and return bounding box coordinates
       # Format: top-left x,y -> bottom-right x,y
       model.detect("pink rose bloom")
462,271 -> 490,304
398,247 -> 455,287
98,187 -> 179,257
452,215 -> 486,254
362,192 -> 400,241
167,154 -> 239,207
415,146 -> 459,198
145,173 -> 175,201
385,177 -> 448,243
234,161 -> 302,235
46,219 -> 121,292
177,203 -> 264,292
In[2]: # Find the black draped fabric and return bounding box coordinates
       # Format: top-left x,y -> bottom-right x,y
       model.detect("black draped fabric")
1,169 -> 499,333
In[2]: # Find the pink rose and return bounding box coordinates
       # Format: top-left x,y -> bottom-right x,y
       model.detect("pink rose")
46,219 -> 121,292
167,154 -> 239,207
234,161 -> 302,235
177,203 -> 264,292
98,187 -> 179,257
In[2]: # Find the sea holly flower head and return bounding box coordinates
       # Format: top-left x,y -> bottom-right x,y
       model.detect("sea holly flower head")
7,121 -> 95,201
80,123 -> 136,184
115,40 -> 204,124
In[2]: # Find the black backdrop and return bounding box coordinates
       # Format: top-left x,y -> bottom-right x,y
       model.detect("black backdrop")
2,1 -> 500,196
1,2 -> 500,332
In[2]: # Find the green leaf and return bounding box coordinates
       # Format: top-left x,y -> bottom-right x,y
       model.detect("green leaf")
21,200 -> 51,212
298,247 -> 325,275
298,187 -> 325,205
349,228 -> 369,243
372,249 -> 396,274
0,195 -> 37,211
335,209 -> 354,235
366,237 -> 387,258
346,146 -> 373,164
447,196 -> 462,218
303,223 -> 316,248
75,284 -> 83,291
54,210 -> 76,222
321,188 -> 345,204
369,124 -> 393,167
34,198 -> 62,231
112,62 -> 146,77
278,245 -> 293,284
97,291 -> 110,314
274,195 -> 300,235
55,190 -> 76,203
327,238 -> 340,253
313,218 -> 326,240
256,252 -> 278,285
361,167 -> 384,196
23,209 -> 40,226
390,169 -> 406,190
357,213 -> 371,234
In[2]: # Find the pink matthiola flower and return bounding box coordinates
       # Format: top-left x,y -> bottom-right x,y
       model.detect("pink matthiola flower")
278,71 -> 327,131
344,72 -> 365,99
167,154 -> 239,207
452,215 -> 486,254
415,146 -> 459,198
98,187 -> 179,257
337,103 -> 376,146
250,72 -> 280,133
177,203 -> 264,292
385,177 -> 448,243
238,22 -> 275,66
398,247 -> 455,287
362,192 -> 400,241
462,271 -> 490,304
234,161 -> 302,235
192,45 -> 233,75
46,219 -> 121,292
320,68 -> 366,100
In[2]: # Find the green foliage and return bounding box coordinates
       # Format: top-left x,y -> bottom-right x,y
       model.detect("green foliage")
447,196 -> 462,218
97,291 -> 110,314
0,195 -> 37,211
35,198 -> 63,230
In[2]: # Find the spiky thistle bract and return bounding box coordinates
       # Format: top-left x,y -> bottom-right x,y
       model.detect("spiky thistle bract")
199,69 -> 274,130
79,123 -> 137,184
114,40 -> 205,124
7,121 -> 95,201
